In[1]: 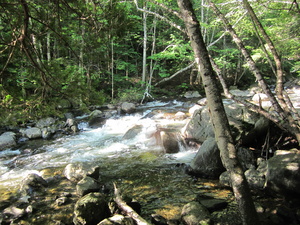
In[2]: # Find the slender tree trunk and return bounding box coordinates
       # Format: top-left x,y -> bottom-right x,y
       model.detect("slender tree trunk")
177,0 -> 260,224
242,0 -> 285,104
209,1 -> 300,143
142,2 -> 147,87
111,37 -> 114,100
47,31 -> 51,63
242,0 -> 300,138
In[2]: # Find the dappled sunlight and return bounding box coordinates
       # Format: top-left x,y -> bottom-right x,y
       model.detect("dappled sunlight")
155,204 -> 182,220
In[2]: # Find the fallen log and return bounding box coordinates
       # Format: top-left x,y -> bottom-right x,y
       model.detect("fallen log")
113,183 -> 151,225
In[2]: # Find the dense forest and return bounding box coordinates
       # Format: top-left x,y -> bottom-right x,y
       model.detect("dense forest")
0,0 -> 299,126
1,1 -> 300,224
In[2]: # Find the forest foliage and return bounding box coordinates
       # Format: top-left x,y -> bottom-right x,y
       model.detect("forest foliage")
0,0 -> 299,125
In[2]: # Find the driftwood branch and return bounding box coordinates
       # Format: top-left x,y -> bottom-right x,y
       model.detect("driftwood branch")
113,183 -> 151,225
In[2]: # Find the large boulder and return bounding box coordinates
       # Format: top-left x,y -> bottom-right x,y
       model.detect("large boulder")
181,202 -> 211,225
220,149 -> 300,198
64,163 -> 100,183
182,107 -> 214,142
182,101 -> 266,144
121,102 -> 136,114
265,150 -> 300,197
122,125 -> 143,140
160,130 -> 181,153
89,110 -> 106,128
0,132 -> 16,150
20,128 -> 42,139
73,192 -> 110,225
187,138 -> 225,178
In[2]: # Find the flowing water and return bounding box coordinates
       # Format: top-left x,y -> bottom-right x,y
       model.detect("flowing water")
0,100 -> 235,224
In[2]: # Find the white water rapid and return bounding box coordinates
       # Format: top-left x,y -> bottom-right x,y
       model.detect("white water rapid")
0,100 -> 197,195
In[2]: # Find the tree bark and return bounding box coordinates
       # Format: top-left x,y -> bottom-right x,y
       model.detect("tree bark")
177,0 -> 260,224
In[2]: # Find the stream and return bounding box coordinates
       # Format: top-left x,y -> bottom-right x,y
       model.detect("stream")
0,100 -> 237,224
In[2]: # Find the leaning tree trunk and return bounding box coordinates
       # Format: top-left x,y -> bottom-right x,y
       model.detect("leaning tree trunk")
209,1 -> 300,144
177,0 -> 260,224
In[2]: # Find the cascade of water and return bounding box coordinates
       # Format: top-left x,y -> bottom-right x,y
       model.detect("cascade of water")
0,101 -> 197,193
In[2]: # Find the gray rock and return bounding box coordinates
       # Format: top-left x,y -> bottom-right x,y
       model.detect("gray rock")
219,171 -> 231,187
245,166 -> 266,190
184,91 -> 201,99
3,206 -> 26,220
36,117 -> 56,128
160,131 -> 181,153
121,102 -> 136,114
0,132 -> 16,150
65,118 -> 79,133
182,107 -> 214,142
122,125 -> 143,140
181,202 -> 211,225
182,102 -> 261,143
21,127 -> 42,139
41,128 -> 52,139
88,110 -> 106,128
76,176 -> 100,196
189,138 -> 225,178
90,110 -> 103,118
64,163 -> 100,183
73,192 -> 110,225
237,148 -> 256,171
20,173 -> 48,195
265,150 -> 300,196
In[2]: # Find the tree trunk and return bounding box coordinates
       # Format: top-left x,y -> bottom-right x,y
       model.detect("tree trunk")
209,1 -> 300,143
177,0 -> 260,224
242,0 -> 285,104
142,2 -> 147,87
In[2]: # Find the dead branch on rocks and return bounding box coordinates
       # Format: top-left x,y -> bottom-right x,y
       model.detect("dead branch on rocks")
113,183 -> 151,225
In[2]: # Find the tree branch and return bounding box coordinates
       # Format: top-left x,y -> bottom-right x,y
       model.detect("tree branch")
113,183 -> 151,225
154,61 -> 196,86
133,0 -> 185,33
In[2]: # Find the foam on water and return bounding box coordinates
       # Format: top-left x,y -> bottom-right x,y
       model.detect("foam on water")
0,101 -> 196,191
